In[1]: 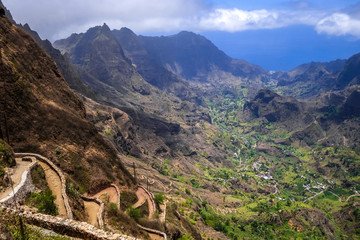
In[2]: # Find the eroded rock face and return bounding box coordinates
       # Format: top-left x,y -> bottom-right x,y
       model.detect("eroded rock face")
0,11 -> 134,192
342,90 -> 360,117
241,89 -> 307,129
0,6 -> 5,16
336,53 -> 360,89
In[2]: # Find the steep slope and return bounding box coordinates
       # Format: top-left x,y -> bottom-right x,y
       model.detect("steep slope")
240,87 -> 360,149
0,10 -> 134,197
55,27 -> 236,163
20,23 -> 96,99
139,31 -> 267,83
0,0 -> 14,24
112,28 -> 197,102
54,24 -> 162,110
274,60 -> 346,99
336,52 -> 360,89
241,89 -> 309,130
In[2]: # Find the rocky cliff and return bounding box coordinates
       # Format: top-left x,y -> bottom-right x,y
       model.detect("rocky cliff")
0,10 -> 134,194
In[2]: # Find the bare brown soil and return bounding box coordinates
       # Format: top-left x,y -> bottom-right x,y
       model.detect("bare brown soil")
37,161 -> 67,218
148,233 -> 164,240
133,187 -> 155,219
92,187 -> 118,204
83,201 -> 100,227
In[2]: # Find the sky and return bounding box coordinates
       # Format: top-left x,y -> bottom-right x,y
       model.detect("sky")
3,0 -> 360,71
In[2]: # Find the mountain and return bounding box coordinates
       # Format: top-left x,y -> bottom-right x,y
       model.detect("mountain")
139,31 -> 268,83
4,5 -> 358,237
0,0 -> 14,24
19,23 -> 96,99
336,52 -> 360,89
274,59 -> 346,99
112,28 -> 196,102
241,89 -> 309,130
241,87 -> 360,149
0,7 -> 134,205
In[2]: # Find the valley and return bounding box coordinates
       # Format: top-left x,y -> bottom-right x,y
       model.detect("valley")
0,1 -> 360,239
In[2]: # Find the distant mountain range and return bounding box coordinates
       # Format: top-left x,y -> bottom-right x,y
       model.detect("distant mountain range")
2,0 -> 360,237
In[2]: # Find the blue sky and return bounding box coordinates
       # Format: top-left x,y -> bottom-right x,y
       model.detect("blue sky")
3,0 -> 360,70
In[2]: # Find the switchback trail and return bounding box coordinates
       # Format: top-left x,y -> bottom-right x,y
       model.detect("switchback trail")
92,186 -> 118,205
133,187 -> 155,219
37,161 -> 67,218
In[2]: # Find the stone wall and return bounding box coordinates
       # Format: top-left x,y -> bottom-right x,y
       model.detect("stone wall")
0,159 -> 37,205
0,206 -> 139,240
111,184 -> 121,210
137,185 -> 167,240
138,185 -> 156,216
15,153 -> 73,219
81,195 -> 105,229
137,224 -> 167,240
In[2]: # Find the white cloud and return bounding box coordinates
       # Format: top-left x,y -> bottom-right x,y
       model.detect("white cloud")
2,0 -> 208,40
198,9 -> 281,31
316,13 -> 360,38
2,0 -> 360,40
197,8 -> 323,32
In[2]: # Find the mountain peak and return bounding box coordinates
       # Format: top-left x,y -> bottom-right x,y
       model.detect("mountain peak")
101,22 -> 110,31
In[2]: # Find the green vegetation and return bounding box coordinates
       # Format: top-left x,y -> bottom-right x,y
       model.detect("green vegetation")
128,207 -> 141,221
31,166 -> 47,190
27,188 -> 58,216
0,139 -> 14,166
164,86 -> 360,239
154,192 -> 165,205
103,128 -> 114,139
120,191 -> 138,211
0,209 -> 70,240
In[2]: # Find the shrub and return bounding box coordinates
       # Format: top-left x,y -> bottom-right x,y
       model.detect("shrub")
0,139 -> 14,166
29,188 -> 58,216
154,193 -> 165,206
108,202 -> 119,217
177,234 -> 193,240
31,166 -> 47,190
128,207 -> 140,221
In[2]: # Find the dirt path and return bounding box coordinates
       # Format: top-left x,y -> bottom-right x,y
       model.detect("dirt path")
83,201 -> 100,227
346,192 -> 360,202
148,233 -> 164,240
0,158 -> 33,201
133,187 -> 155,219
37,161 -> 67,218
92,187 -> 118,204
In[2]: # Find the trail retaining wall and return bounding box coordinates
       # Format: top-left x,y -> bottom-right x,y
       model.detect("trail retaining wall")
15,153 -> 73,219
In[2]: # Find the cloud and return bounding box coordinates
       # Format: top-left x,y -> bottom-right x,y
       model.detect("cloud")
3,0 -> 208,40
198,9 -> 282,31
197,8 -> 322,32
316,13 -> 360,38
3,0 -> 360,40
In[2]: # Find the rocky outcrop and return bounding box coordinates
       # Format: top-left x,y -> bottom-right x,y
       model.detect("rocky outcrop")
241,89 -> 308,130
138,31 -> 267,82
336,53 -> 360,89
